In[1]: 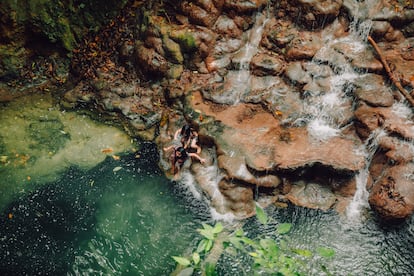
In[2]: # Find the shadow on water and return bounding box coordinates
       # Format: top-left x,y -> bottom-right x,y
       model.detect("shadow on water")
0,143 -> 210,275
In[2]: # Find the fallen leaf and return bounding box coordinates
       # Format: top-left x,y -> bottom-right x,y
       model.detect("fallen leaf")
101,148 -> 113,154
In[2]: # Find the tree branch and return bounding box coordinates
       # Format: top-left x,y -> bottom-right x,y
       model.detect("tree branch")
367,35 -> 414,107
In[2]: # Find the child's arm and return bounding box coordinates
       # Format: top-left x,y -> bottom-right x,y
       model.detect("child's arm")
174,128 -> 181,140
163,145 -> 174,152
189,153 -> 206,164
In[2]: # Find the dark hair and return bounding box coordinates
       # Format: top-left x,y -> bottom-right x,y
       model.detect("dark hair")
176,147 -> 188,158
181,124 -> 191,138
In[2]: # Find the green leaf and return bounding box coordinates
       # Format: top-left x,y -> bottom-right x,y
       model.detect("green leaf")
205,262 -> 217,276
229,236 -> 245,251
292,248 -> 313,257
196,239 -> 207,253
212,222 -> 223,234
279,239 -> 288,250
205,239 -> 213,252
255,203 -> 268,225
240,236 -> 255,246
172,256 -> 191,267
235,228 -> 244,237
249,252 -> 259,257
277,223 -> 292,235
202,223 -> 214,232
198,228 -> 215,240
317,247 -> 335,258
192,252 -> 200,265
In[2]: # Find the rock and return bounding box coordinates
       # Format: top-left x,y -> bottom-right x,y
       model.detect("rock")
222,0 -> 268,14
218,154 -> 281,187
181,1 -> 219,27
286,31 -> 323,60
261,18 -> 298,53
353,74 -> 394,107
285,61 -> 313,85
354,104 -> 414,141
369,163 -> 414,222
332,42 -> 384,73
250,53 -> 285,76
134,43 -> 169,77
218,179 -> 255,217
284,0 -> 343,30
285,181 -> 338,211
213,15 -> 243,38
162,36 -> 184,64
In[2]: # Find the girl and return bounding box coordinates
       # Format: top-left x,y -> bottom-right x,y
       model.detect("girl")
163,146 -> 205,179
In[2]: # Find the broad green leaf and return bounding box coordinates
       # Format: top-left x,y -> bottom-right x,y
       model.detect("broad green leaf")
249,252 -> 259,257
172,256 -> 191,267
198,228 -> 215,240
205,239 -> 213,252
317,247 -> 335,258
235,228 -> 244,237
241,236 -> 255,246
205,262 -> 217,276
212,222 -> 223,234
292,248 -> 313,257
202,223 -> 214,232
229,236 -> 244,251
277,223 -> 292,235
192,252 -> 200,265
279,239 -> 288,250
196,239 -> 207,253
259,238 -> 277,250
255,203 -> 268,225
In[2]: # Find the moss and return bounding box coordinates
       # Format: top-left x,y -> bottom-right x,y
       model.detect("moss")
0,45 -> 26,78
167,64 -> 183,79
162,35 -> 184,64
169,30 -> 197,53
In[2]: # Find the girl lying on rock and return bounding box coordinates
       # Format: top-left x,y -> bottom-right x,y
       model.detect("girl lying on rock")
174,124 -> 202,154
163,145 -> 205,179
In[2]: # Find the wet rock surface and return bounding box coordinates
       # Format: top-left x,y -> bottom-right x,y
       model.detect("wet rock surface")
3,0 -> 414,221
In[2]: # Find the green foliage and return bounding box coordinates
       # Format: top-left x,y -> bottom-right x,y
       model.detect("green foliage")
172,205 -> 335,275
255,202 -> 268,225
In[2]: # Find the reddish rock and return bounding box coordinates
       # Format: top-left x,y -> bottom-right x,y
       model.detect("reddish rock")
286,31 -> 322,60
134,43 -> 169,77
369,164 -> 414,221
250,53 -> 285,76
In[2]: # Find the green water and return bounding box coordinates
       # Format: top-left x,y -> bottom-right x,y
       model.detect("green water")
0,145 -> 209,275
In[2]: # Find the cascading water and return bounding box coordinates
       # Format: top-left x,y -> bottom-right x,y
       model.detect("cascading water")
177,147 -> 238,222
346,129 -> 386,221
302,20 -> 373,142
212,11 -> 269,105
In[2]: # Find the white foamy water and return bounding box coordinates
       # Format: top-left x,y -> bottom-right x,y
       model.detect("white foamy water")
302,17 -> 373,142
173,147 -> 237,222
231,12 -> 269,104
346,129 -> 386,222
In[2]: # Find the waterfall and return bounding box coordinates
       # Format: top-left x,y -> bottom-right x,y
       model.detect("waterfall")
303,20 -> 373,142
224,11 -> 269,105
346,129 -> 386,221
176,148 -> 238,222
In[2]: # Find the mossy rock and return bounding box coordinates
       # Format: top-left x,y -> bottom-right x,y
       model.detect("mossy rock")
0,46 -> 26,79
169,29 -> 197,53
162,35 -> 184,64
167,64 -> 184,79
